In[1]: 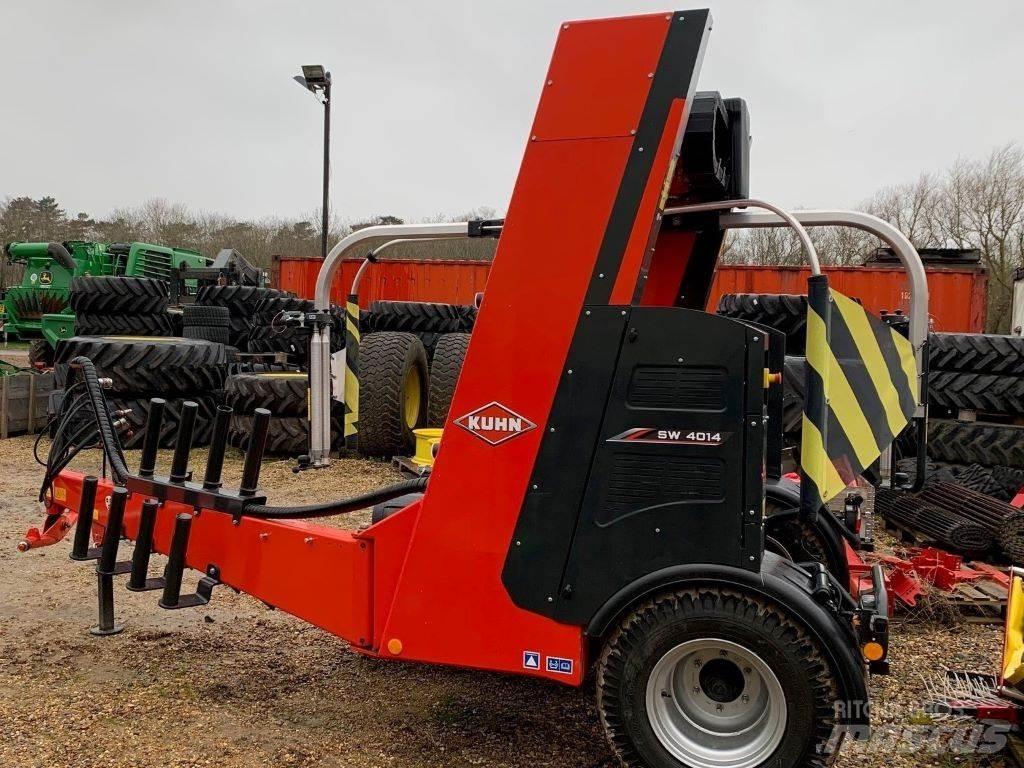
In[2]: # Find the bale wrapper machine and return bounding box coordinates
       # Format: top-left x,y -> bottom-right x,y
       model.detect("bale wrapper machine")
23,12 -> 910,767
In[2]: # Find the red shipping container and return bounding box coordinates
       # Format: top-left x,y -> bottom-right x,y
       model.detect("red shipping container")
273,256 -> 987,333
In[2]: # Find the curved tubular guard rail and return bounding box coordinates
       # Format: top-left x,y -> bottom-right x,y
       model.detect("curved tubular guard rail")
309,223 -> 473,465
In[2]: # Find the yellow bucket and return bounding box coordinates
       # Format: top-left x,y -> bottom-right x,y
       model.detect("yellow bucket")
412,428 -> 444,467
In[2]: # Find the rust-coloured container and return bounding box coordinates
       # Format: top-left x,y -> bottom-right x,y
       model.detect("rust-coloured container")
273,256 -> 987,333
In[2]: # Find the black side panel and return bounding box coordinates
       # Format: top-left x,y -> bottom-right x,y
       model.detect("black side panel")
501,307 -> 628,614
554,308 -> 765,625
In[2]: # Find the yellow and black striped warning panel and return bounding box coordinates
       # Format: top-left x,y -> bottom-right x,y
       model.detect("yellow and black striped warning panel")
344,294 -> 361,449
800,275 -> 918,507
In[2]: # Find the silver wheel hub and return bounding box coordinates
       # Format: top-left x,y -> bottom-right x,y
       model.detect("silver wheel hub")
646,638 -> 787,768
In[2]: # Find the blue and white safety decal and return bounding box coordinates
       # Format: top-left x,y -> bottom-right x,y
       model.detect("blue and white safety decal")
523,651 -> 541,670
546,656 -> 573,675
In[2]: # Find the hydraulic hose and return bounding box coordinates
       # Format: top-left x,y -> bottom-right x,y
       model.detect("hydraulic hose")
47,242 -> 77,271
242,477 -> 428,519
71,356 -> 130,483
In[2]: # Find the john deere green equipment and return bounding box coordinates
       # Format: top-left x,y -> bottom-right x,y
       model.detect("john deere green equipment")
2,240 -> 209,363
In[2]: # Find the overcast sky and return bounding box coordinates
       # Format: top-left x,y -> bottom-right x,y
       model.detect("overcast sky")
2,1 -> 1022,224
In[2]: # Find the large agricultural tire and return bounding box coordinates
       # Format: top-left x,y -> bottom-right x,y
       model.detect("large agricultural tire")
953,464 -> 1006,499
74,312 -> 175,337
363,301 -> 475,360
108,395 -> 220,449
228,413 -> 341,455
54,336 -> 228,397
358,332 -> 429,458
183,304 -> 230,327
928,371 -> 1024,416
929,332 -> 1024,375
928,420 -> 1024,467
427,333 -> 470,426
69,276 -> 169,315
253,295 -> 313,317
716,294 -> 808,355
184,325 -> 231,344
28,339 -> 55,368
597,585 -> 838,768
195,285 -> 289,318
226,372 -> 309,417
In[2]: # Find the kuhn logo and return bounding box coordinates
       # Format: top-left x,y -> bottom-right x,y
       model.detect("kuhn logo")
455,401 -> 536,446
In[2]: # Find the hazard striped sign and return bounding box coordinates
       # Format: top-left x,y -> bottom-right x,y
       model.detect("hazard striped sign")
800,275 -> 919,507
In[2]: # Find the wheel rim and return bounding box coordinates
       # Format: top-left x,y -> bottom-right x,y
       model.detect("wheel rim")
646,638 -> 787,768
403,367 -> 422,429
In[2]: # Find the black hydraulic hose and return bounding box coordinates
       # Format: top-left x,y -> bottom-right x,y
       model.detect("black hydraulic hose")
47,242 -> 77,271
71,356 -> 130,483
242,478 -> 428,519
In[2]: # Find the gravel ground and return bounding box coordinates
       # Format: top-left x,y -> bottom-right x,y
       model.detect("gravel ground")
0,434 -> 1013,767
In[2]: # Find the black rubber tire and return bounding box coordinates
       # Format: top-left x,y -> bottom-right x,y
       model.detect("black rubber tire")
716,294 -> 808,355
226,372 -> 309,417
763,497 -> 847,583
953,463 -> 1005,498
184,324 -> 231,344
1000,511 -> 1024,564
195,285 -> 289,318
929,332 -> 1024,375
597,586 -> 838,768
246,325 -> 313,360
358,332 -> 429,458
253,296 -> 313,316
228,413 -> 342,455
928,420 -> 1024,467
427,333 -> 470,426
28,339 -> 54,368
894,457 -> 959,486
54,336 -> 228,396
183,304 -> 230,328
929,371 -> 1024,417
365,300 -> 472,331
993,465 -> 1024,502
74,313 -> 175,337
108,395 -> 220,449
69,276 -> 169,315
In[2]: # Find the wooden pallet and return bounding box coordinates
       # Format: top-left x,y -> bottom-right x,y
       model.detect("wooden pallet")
0,371 -> 54,438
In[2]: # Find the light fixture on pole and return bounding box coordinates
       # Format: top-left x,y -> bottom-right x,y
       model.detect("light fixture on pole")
294,65 -> 332,260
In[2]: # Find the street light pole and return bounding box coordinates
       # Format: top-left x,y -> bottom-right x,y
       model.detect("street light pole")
295,65 -> 332,259
320,73 -> 331,260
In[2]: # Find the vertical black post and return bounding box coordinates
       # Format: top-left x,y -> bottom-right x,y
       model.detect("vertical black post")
239,408 -> 270,496
70,475 -> 99,561
138,398 -> 166,478
128,499 -> 160,591
169,400 -> 198,482
91,486 -> 128,636
159,513 -> 193,609
203,405 -> 233,490
800,275 -> 831,522
97,487 -> 128,576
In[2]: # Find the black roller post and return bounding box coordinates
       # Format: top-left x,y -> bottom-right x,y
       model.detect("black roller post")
169,401 -> 199,483
138,398 -> 166,478
239,408 -> 270,497
127,499 -> 163,592
159,513 -> 193,609
203,405 -> 233,490
91,487 -> 128,636
70,475 -> 99,561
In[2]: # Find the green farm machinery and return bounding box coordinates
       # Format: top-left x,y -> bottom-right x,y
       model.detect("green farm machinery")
1,241 -> 209,363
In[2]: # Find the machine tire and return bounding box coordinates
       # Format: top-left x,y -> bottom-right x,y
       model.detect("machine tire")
928,420 -> 1024,467
953,464 -> 1004,498
228,413 -> 342,455
427,332 -> 470,426
226,372 -> 309,417
716,294 -> 808,355
366,300 -> 469,330
54,336 -> 228,396
184,324 -> 231,344
109,395 -> 220,449
28,339 -> 54,368
195,285 -> 289,318
74,312 -> 175,337
929,371 -> 1024,417
929,332 -> 1024,376
69,276 -> 169,315
763,502 -> 847,583
358,332 -> 428,457
183,304 -> 230,328
597,587 -> 838,768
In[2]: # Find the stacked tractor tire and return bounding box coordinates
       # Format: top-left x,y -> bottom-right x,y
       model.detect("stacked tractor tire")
922,332 -> 1024,500
70,276 -> 178,337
